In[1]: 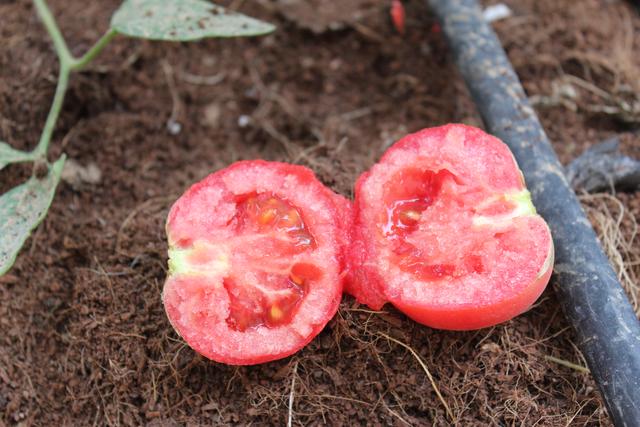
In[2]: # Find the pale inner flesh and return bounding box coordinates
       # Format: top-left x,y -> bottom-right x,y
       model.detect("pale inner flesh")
170,193 -> 322,331
379,168 -> 536,282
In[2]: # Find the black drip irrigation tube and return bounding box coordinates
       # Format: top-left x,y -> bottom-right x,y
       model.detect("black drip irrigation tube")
427,1 -> 640,425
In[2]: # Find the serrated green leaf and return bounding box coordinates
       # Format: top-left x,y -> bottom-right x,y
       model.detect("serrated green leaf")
0,156 -> 65,276
0,141 -> 36,171
111,0 -> 275,41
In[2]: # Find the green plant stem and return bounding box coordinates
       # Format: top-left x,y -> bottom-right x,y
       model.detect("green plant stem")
34,65 -> 70,158
32,0 -> 73,65
544,355 -> 590,374
70,29 -> 117,71
31,0 -> 117,160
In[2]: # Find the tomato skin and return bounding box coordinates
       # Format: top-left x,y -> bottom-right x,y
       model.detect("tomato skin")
346,124 -> 554,330
393,248 -> 554,330
345,170 -> 388,310
390,0 -> 406,34
164,276 -> 342,365
164,160 -> 351,365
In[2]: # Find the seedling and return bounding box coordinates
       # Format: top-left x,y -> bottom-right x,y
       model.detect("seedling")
0,0 -> 274,275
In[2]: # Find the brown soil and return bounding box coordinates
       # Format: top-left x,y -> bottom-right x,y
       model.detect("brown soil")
1,0 -> 639,425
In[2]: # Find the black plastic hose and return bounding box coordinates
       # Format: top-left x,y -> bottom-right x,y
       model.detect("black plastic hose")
426,1 -> 640,425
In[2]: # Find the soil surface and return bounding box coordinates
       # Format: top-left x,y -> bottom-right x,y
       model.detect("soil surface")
1,0 -> 639,425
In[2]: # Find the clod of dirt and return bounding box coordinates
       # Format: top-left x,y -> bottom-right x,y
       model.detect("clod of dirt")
273,0 -> 383,34
203,103 -> 222,128
565,138 -> 640,193
61,158 -> 102,189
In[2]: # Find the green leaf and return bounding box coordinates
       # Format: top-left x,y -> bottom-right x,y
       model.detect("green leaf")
0,156 -> 65,276
0,141 -> 36,171
110,0 -> 275,41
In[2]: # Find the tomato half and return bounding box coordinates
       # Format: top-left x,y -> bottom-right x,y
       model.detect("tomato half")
163,161 -> 351,365
347,124 -> 554,330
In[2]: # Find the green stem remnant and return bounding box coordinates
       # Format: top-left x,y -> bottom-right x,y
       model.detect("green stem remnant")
32,0 -> 73,65
34,65 -> 69,157
544,355 -> 591,374
31,0 -> 116,159
71,29 -> 118,71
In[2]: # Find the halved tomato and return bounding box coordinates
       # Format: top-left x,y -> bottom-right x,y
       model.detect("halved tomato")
346,124 -> 554,330
163,160 -> 351,365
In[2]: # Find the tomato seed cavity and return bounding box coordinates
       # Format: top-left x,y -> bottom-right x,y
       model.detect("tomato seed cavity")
223,194 -> 321,331
379,169 -> 465,280
234,193 -> 317,250
381,168 -> 453,240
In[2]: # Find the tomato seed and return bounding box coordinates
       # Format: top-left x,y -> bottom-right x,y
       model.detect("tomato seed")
399,209 -> 421,224
290,273 -> 304,286
258,208 -> 277,225
268,305 -> 284,322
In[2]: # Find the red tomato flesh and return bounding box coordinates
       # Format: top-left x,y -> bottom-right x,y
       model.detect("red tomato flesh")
347,124 -> 554,330
163,161 -> 351,365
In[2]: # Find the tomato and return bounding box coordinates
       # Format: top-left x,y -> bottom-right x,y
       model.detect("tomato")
163,160 -> 351,365
346,124 -> 554,330
390,0 -> 406,34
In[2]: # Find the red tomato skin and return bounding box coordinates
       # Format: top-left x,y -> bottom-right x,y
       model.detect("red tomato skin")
390,0 -> 406,34
393,248 -> 554,330
344,170 -> 388,310
346,124 -> 554,330
164,276 -> 343,366
164,160 -> 352,365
